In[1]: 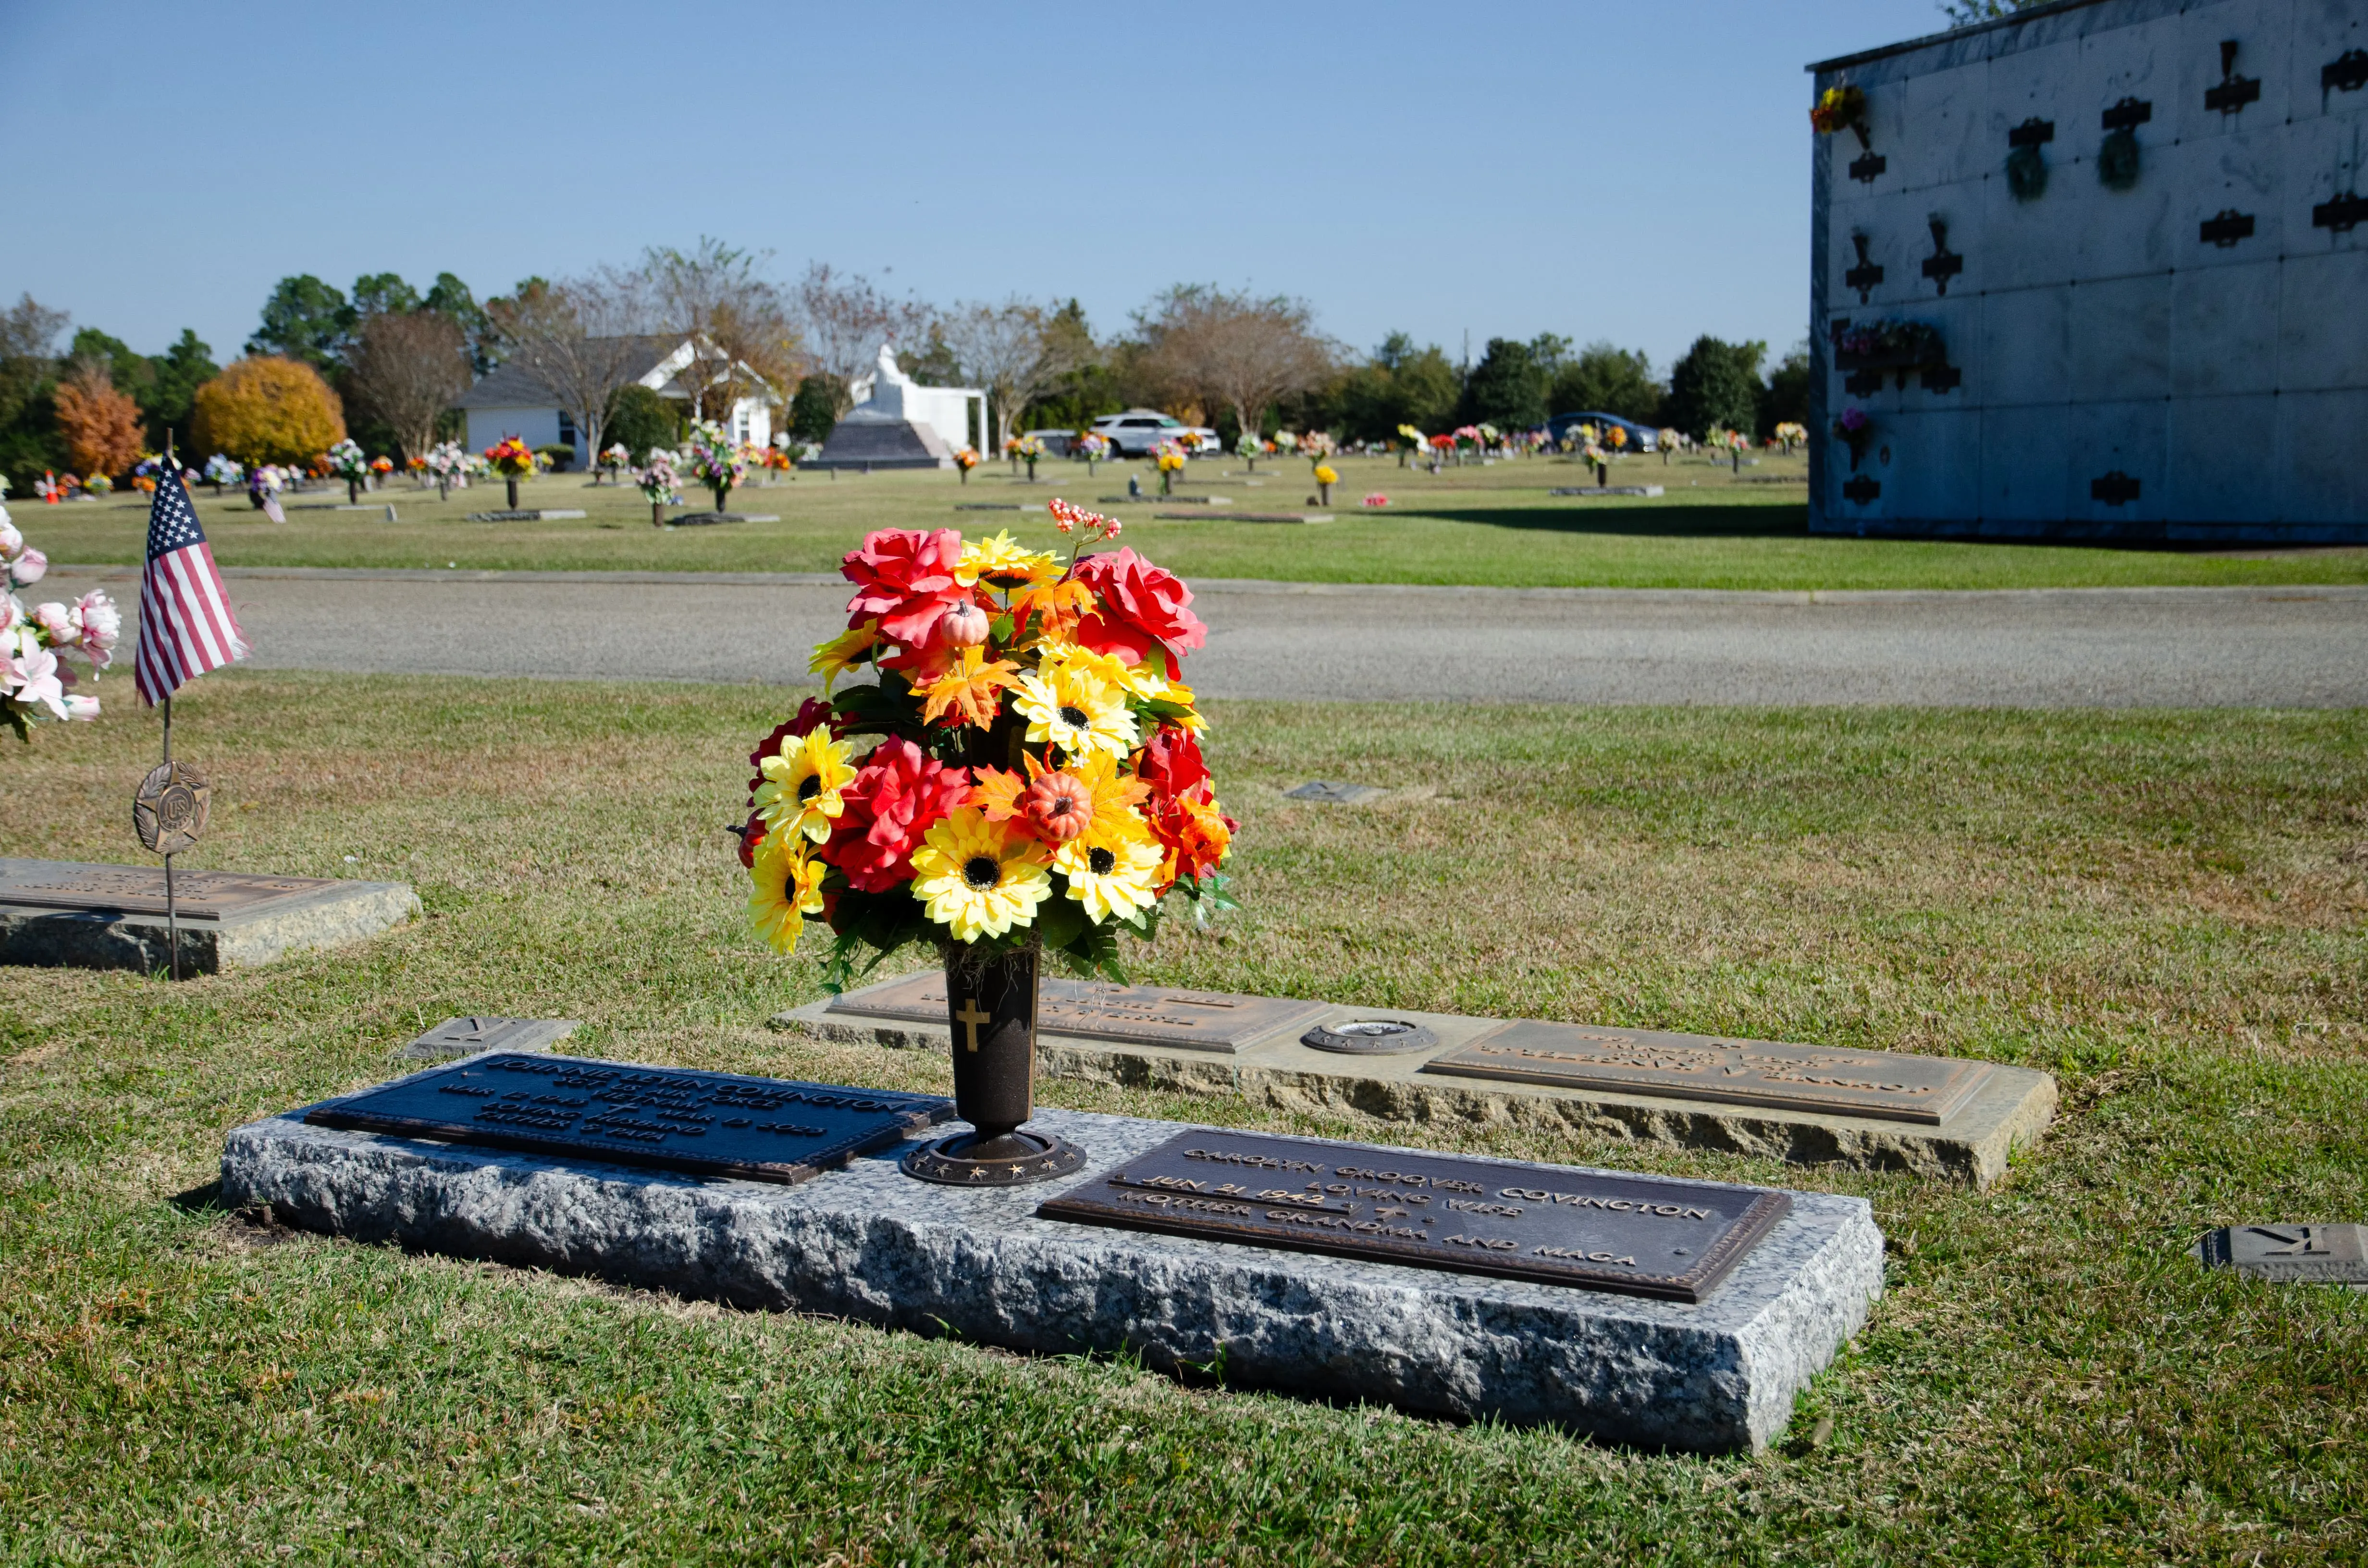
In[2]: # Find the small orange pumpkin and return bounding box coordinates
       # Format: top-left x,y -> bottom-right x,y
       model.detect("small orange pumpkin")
1022,770 -> 1094,842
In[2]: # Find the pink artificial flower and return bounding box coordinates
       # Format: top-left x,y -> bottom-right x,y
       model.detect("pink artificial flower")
1362,493 -> 1390,508
75,590 -> 119,666
60,693 -> 99,721
4,643 -> 65,717
841,528 -> 970,646
1070,548 -> 1207,678
30,602 -> 75,644
0,516 -> 21,556
9,547 -> 46,587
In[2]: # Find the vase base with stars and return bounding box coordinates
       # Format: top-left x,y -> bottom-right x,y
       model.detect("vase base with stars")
900,941 -> 1086,1186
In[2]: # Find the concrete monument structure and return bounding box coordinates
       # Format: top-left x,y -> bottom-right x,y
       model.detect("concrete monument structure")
804,345 -> 987,471
1807,0 -> 2368,543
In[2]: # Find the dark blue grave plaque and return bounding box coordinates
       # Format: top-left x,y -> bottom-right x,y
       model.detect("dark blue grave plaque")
307,1052 -> 952,1184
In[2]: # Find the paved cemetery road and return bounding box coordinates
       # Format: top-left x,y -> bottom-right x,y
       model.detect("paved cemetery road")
49,565 -> 2368,707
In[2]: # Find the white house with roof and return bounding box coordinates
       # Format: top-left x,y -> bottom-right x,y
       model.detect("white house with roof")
454,335 -> 779,464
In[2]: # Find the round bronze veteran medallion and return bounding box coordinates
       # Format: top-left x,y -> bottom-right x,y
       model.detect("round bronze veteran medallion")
133,760 -> 211,855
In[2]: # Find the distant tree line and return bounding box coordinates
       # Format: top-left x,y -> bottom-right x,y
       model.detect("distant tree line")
1,245 -> 1817,485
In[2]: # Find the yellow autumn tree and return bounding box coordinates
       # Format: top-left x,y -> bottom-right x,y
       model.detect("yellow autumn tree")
190,355 -> 345,465
53,364 -> 146,478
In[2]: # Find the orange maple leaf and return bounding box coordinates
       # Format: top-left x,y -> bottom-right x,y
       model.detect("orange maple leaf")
918,648 -> 1018,730
970,765 -> 1026,821
1011,578 -> 1094,641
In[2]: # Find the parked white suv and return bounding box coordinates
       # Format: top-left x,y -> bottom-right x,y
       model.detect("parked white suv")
1088,409 -> 1219,456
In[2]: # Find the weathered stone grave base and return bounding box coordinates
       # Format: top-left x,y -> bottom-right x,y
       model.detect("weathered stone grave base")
0,858 -> 417,976
1164,511 -> 1334,524
222,1091 -> 1880,1452
466,509 -> 588,521
1550,486 -> 1666,498
666,512 -> 780,526
779,982 -> 2054,1186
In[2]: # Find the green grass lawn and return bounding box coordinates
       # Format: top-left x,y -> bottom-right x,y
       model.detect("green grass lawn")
3,675 -> 2365,1562
32,451 -> 2368,590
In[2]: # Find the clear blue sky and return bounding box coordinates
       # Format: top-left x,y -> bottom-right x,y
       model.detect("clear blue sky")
0,0 -> 1954,374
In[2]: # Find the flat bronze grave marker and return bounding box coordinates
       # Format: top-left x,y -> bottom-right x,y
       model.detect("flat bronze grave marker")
308,1052 -> 952,1185
2194,1224 -> 2368,1286
1427,1020 -> 1992,1125
0,862 -> 338,920
827,972 -> 1326,1054
1038,1127 -> 1789,1302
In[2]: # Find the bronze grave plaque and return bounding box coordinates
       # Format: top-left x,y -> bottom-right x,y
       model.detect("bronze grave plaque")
308,1052 -> 953,1185
2193,1225 -> 2368,1286
1038,1127 -> 1790,1302
1425,1020 -> 1992,1125
0,858 -> 340,921
829,972 -> 1327,1054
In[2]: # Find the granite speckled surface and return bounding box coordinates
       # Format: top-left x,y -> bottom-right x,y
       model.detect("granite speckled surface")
223,1064 -> 1882,1452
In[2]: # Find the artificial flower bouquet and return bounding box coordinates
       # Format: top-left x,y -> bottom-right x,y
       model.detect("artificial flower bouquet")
2,497 -> 118,739
681,420 -> 745,511
954,446 -> 981,482
202,454 -> 244,492
1810,85 -> 1869,144
1830,318 -> 1942,369
1074,432 -> 1110,469
483,437 -> 538,477
740,499 -> 1236,991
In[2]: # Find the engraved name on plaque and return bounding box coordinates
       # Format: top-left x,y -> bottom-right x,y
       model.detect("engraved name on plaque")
1039,1128 -> 1790,1302
307,1053 -> 953,1185
1425,1021 -> 1992,1125
830,973 -> 1328,1054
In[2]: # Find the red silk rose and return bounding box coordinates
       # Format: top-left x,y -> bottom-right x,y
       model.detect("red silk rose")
1070,547 -> 1207,677
818,737 -> 970,893
1137,724 -> 1209,805
843,528 -> 970,648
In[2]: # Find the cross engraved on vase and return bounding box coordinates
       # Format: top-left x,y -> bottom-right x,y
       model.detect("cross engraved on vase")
956,999 -> 992,1052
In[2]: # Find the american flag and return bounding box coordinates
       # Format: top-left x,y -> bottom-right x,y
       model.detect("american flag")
134,465 -> 247,706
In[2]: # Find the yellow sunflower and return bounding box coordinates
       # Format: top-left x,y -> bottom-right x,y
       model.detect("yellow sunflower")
911,808 -> 1054,941
1054,833 -> 1163,924
1060,749 -> 1154,847
810,621 -> 881,687
753,727 -> 859,843
955,530 -> 1056,591
749,833 -> 826,953
1011,653 -> 1137,759
1118,662 -> 1207,733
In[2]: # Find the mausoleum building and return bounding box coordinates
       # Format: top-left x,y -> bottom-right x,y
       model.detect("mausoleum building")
1807,0 -> 2368,543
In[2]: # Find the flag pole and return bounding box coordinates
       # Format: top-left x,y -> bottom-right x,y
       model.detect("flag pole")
161,432 -> 179,983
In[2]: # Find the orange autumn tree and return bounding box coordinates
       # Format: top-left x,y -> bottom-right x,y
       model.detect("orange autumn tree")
53,364 -> 145,478
190,355 -> 345,466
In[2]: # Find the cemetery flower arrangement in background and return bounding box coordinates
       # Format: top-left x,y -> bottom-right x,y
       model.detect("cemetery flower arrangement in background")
1773,421 -> 1809,454
636,450 -> 682,524
1234,429 -> 1261,468
2,499 -> 118,738
953,446 -> 980,483
1830,318 -> 1942,369
740,501 -> 1234,987
423,442 -> 468,497
483,437 -> 538,478
1313,464 -> 1338,504
1809,84 -> 1869,147
1270,431 -> 1298,455
203,454 -> 244,493
327,438 -> 371,501
681,420 -> 746,513
1075,432 -> 1110,472
1300,431 -> 1336,467
1153,439 -> 1187,494
1013,434 -> 1045,479
370,456 -> 395,482
85,473 -> 113,496
599,443 -> 630,484
1362,492 -> 1390,508
1832,407 -> 1874,470
1658,427 -> 1684,463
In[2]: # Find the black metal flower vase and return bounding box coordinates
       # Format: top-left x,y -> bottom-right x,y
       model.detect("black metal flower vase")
900,942 -> 1086,1185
